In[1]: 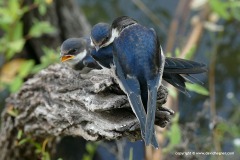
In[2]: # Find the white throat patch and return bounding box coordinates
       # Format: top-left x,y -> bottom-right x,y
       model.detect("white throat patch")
90,37 -> 94,47
74,49 -> 87,64
66,49 -> 87,66
111,28 -> 120,40
100,28 -> 119,48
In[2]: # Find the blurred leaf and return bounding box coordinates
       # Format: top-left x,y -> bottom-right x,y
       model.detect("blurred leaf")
45,0 -> 53,4
31,140 -> 42,151
186,82 -> 209,96
17,129 -> 23,140
6,50 -> 15,60
31,65 -> 45,74
18,138 -> 30,146
0,38 -> 7,53
34,0 -> 50,15
31,47 -> 59,73
129,148 -> 133,160
6,39 -> 25,59
169,123 -> 181,144
231,1 -> 240,21
38,4 -> 47,15
209,0 -> 231,20
9,0 -> 21,19
171,115 -> 181,141
166,52 -> 172,57
19,60 -> 35,77
0,59 -> 26,83
28,21 -> 55,38
6,105 -> 19,117
42,152 -> 51,160
168,87 -> 178,99
13,22 -> 23,40
86,143 -> 96,155
7,109 -> 19,117
41,47 -> 59,63
0,8 -> 14,25
185,46 -> 196,60
82,155 -> 90,160
83,143 -> 98,160
217,122 -> 240,137
9,76 -> 23,93
9,60 -> 35,92
1,59 -> 35,93
174,48 -> 180,57
209,0 -> 240,21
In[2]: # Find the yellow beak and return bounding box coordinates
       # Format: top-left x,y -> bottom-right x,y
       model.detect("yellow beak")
61,55 -> 75,62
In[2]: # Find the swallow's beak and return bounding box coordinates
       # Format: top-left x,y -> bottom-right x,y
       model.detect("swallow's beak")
95,46 -> 100,52
90,38 -> 94,47
60,55 -> 75,62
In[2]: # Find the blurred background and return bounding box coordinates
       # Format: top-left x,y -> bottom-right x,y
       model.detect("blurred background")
0,0 -> 239,160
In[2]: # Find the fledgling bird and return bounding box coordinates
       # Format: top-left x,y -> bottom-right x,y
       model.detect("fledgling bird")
90,23 -> 114,69
60,38 -> 101,74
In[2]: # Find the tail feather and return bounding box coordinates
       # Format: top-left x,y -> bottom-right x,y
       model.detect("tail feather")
163,73 -> 188,94
164,57 -> 207,74
185,74 -> 204,84
163,57 -> 207,94
113,55 -> 147,140
145,77 -> 160,148
127,87 -> 147,139
141,85 -> 159,148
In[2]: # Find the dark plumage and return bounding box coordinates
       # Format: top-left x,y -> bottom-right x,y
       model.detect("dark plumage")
90,23 -> 111,48
108,16 -> 163,147
60,38 -> 101,73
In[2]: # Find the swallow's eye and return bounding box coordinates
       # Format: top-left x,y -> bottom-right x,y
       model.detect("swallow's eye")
69,49 -> 77,54
102,36 -> 110,44
105,36 -> 109,41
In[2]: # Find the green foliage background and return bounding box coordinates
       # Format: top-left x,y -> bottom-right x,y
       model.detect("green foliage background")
0,0 -> 58,93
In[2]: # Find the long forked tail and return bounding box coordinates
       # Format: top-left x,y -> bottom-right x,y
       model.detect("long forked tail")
124,81 -> 160,147
145,77 -> 161,148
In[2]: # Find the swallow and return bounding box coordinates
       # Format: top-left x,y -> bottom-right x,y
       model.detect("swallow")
60,37 -> 101,74
90,16 -> 163,148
